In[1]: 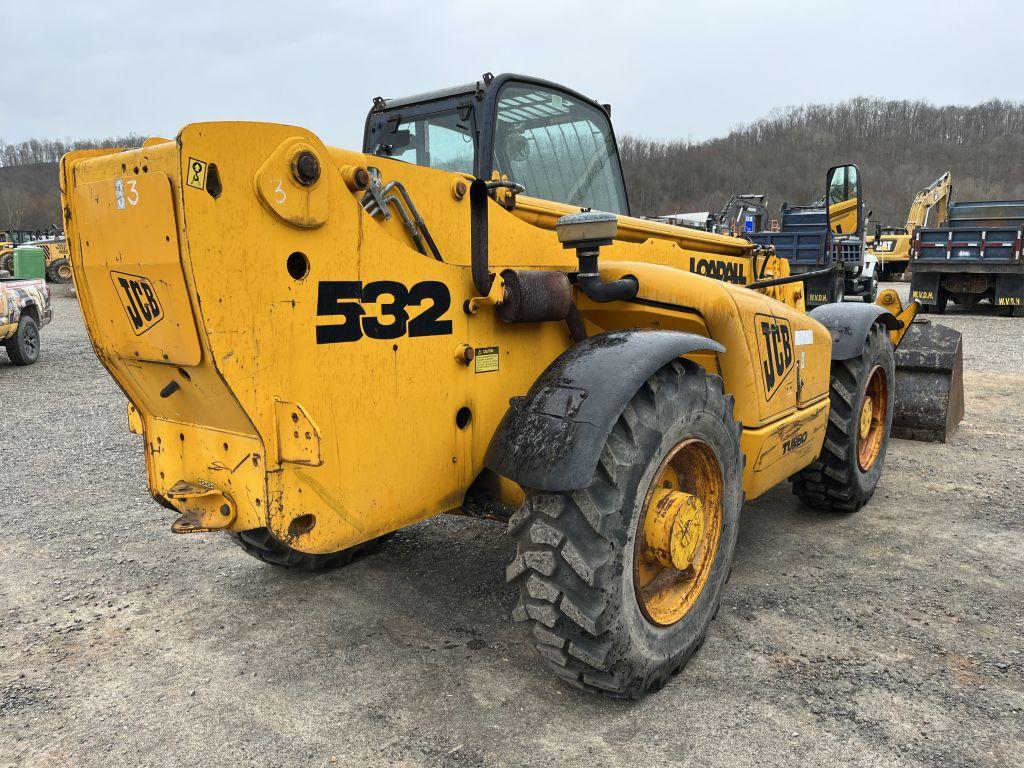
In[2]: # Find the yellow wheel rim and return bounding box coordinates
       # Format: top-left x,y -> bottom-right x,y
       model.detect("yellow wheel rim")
857,366 -> 889,471
58,264 -> 73,280
634,439 -> 723,627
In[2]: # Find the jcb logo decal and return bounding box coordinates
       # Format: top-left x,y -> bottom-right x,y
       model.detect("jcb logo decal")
110,271 -> 162,335
755,313 -> 794,401
316,280 -> 452,344
689,257 -> 746,285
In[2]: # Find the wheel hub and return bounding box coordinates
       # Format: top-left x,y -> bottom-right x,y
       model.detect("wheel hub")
859,396 -> 874,439
634,439 -> 723,627
641,489 -> 704,571
857,365 -> 889,471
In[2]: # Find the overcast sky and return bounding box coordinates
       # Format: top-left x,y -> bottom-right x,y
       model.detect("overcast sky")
3,0 -> 1022,147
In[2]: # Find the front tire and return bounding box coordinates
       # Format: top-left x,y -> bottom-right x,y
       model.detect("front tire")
48,258 -> 73,284
792,324 -> 895,512
506,359 -> 743,698
4,315 -> 41,365
233,527 -> 393,571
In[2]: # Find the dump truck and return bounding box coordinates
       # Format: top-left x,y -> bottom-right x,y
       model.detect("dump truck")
867,172 -> 952,280
911,198 -> 1024,316
60,73 -> 960,698
749,168 -> 878,306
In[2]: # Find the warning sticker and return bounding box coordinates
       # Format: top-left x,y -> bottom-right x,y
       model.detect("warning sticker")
474,346 -> 499,373
185,158 -> 208,190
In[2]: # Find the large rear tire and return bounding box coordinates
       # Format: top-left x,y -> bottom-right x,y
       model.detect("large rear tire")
506,359 -> 743,698
233,527 -> 393,571
4,315 -> 41,366
792,323 -> 895,512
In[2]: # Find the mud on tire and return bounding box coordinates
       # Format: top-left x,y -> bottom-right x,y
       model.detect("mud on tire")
233,528 -> 393,571
506,359 -> 743,698
791,323 -> 895,512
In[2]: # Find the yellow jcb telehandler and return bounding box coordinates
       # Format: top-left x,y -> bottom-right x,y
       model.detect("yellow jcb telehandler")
60,73 -> 961,698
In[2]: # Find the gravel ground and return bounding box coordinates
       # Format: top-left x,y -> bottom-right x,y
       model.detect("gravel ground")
1,284 -> 1021,768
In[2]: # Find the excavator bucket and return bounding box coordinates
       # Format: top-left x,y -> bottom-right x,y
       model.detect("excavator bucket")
891,319 -> 965,442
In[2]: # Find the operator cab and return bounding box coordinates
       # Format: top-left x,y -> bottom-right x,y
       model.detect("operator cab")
363,73 -> 630,215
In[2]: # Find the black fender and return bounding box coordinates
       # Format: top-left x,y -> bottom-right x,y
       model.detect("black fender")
809,302 -> 901,361
483,329 -> 724,492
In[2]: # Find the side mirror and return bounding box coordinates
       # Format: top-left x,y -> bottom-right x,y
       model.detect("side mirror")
826,163 -> 861,236
376,129 -> 412,156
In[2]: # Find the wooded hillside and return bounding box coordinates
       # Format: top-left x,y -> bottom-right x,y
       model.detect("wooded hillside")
621,98 -> 1024,226
2,98 -> 1023,231
0,135 -> 143,231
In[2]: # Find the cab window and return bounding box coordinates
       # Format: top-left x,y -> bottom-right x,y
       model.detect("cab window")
381,109 -> 475,175
491,84 -> 627,214
828,166 -> 848,204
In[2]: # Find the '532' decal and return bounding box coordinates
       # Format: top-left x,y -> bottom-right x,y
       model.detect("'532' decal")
316,280 -> 452,344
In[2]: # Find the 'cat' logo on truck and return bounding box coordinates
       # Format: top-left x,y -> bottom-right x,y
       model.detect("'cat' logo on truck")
755,313 -> 794,400
110,271 -> 163,335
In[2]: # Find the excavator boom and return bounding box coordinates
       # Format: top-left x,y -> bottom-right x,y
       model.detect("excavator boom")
905,172 -> 953,234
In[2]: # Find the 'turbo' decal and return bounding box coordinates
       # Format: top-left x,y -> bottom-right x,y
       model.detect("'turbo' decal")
110,271 -> 163,335
755,313 -> 794,400
316,280 -> 453,344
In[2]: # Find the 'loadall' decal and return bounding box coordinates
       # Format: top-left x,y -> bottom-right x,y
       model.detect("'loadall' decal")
754,313 -> 794,400
111,271 -> 163,335
316,280 -> 453,344
689,257 -> 746,285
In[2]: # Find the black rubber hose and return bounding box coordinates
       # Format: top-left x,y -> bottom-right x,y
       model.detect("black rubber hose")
575,251 -> 639,303
564,304 -> 587,343
577,273 -> 639,302
747,265 -> 839,290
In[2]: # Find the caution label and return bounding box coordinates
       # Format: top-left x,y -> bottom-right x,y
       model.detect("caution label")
186,157 -> 208,190
475,346 -> 499,373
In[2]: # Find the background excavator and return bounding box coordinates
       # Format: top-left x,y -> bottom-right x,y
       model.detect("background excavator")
868,172 -> 952,279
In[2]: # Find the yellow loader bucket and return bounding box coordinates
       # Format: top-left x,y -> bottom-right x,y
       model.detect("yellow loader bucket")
891,319 -> 965,442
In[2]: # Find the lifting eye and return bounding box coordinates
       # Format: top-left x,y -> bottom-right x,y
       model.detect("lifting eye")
287,252 -> 309,281
206,163 -> 222,198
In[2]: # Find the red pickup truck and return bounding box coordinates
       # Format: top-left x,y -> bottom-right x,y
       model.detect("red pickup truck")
0,277 -> 52,365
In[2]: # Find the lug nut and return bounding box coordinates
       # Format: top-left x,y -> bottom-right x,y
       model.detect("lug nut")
293,150 -> 321,186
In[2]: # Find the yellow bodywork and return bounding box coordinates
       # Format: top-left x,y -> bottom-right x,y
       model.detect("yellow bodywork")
60,122 -> 835,555
828,196 -> 860,235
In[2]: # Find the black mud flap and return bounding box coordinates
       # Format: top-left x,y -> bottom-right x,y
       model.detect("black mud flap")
484,329 -> 724,492
892,320 -> 965,442
995,274 -> 1024,313
805,271 -> 842,308
910,272 -> 941,307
